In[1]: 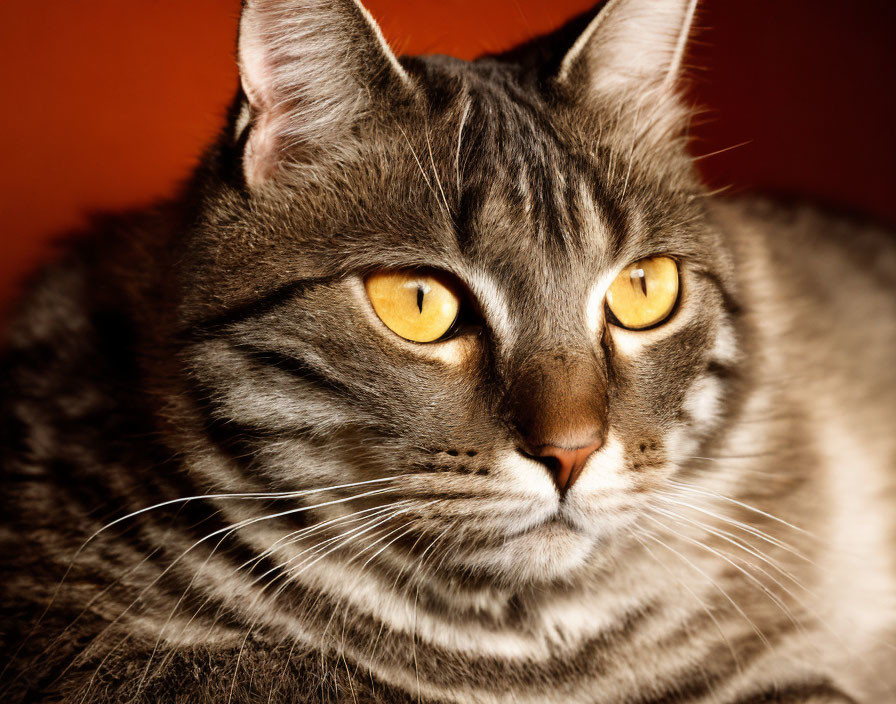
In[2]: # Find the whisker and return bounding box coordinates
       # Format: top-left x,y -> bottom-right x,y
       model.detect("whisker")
649,503 -> 817,599
224,504 -> 430,704
690,140 -> 752,161
64,486 -> 399,694
636,516 -> 772,650
355,523 -> 419,570
424,122 -> 452,220
647,504 -> 896,684
247,504 -> 417,592
630,529 -> 742,673
655,490 -> 815,564
70,477 -> 402,576
137,501 -> 413,693
643,510 -> 805,636
667,479 -> 816,537
454,99 -> 470,197
397,124 -> 442,210
2,476 -> 399,683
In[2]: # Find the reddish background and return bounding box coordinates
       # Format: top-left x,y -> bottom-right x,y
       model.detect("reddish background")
1,1 -> 895,319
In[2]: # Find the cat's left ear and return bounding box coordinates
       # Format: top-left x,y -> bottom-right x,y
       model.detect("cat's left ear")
556,0 -> 698,102
237,0 -> 414,188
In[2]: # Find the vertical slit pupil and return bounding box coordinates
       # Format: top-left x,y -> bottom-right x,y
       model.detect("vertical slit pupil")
631,269 -> 647,296
416,286 -> 425,313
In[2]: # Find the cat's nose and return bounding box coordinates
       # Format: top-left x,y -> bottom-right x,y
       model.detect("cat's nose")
505,352 -> 608,495
528,440 -> 603,494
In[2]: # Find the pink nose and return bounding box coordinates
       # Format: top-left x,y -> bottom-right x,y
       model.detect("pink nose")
532,441 -> 602,494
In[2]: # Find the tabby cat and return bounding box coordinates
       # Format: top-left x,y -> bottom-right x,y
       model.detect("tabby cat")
2,0 -> 895,702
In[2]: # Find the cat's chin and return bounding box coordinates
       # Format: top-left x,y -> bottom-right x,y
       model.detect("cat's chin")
454,517 -> 600,584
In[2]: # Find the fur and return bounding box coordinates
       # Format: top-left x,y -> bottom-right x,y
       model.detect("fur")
2,1 -> 894,702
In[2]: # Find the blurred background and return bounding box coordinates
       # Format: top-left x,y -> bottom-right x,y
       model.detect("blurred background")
1,0 -> 894,320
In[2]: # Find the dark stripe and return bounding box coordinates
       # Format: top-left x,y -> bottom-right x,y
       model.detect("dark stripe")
178,275 -> 339,342
694,268 -> 743,317
734,679 -> 857,704
706,359 -> 738,380
629,614 -> 800,704
234,343 -> 354,398
183,376 -> 263,475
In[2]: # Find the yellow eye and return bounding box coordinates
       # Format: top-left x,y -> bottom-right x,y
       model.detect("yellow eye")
365,270 -> 461,343
606,256 -> 679,330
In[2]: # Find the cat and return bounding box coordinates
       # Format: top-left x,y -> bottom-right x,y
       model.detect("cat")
2,0 -> 895,702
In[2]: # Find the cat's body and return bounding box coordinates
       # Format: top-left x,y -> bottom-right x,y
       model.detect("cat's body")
2,1 -> 895,702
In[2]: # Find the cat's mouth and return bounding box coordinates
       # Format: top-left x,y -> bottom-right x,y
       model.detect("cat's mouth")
450,508 -> 599,584
505,510 -> 581,540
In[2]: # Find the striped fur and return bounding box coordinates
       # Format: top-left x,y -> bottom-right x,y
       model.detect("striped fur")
2,1 -> 896,702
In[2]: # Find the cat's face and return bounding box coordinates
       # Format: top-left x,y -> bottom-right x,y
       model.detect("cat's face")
175,0 -> 736,588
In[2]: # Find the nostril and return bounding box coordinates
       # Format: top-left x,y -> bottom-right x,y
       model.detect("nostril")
521,439 -> 602,495
533,452 -> 561,476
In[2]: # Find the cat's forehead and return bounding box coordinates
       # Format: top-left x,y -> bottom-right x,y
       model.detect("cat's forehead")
222,54 -> 702,326
368,67 -> 666,288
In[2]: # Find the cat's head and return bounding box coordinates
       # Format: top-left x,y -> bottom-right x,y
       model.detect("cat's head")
170,0 -> 739,589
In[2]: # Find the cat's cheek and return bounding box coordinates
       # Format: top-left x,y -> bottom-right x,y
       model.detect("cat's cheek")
663,423 -> 702,467
659,372 -> 727,468
680,374 -> 724,433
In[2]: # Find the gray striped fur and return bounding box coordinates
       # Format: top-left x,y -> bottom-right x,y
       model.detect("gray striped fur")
2,1 -> 895,702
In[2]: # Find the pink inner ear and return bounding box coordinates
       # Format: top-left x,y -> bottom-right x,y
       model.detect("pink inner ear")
244,110 -> 281,188
560,0 -> 697,97
239,14 -> 288,187
235,0 -> 412,189
238,21 -> 274,114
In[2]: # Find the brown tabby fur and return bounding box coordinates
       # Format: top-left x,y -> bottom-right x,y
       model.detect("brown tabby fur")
2,1 -> 894,702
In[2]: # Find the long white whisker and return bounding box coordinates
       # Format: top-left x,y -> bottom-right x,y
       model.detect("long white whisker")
637,517 -> 771,649
8,476 -> 401,680
397,124 -> 441,206
655,490 -> 814,564
455,99 -> 470,197
643,510 -> 805,635
356,523 -> 418,570
631,529 -> 742,673
649,504 -> 817,598
146,501 -> 413,685
225,504 -> 430,704
246,504 -> 416,591
75,477 -> 401,563
424,122 -> 452,219
667,479 -> 815,537
66,486 -> 398,693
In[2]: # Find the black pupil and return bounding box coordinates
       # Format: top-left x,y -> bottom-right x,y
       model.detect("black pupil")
632,269 -> 647,295
416,286 -> 425,314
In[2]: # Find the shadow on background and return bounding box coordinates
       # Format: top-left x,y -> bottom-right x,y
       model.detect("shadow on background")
1,0 -> 894,318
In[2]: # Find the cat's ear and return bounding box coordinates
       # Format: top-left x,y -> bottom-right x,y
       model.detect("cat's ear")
237,0 -> 413,187
556,0 -> 698,101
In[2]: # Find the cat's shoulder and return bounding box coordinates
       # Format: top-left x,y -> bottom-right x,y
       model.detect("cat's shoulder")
710,196 -> 896,264
3,205 -> 174,358
710,195 -> 896,290
709,195 -> 896,398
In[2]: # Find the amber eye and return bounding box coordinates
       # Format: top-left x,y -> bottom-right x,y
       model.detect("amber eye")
365,270 -> 461,343
606,256 -> 679,330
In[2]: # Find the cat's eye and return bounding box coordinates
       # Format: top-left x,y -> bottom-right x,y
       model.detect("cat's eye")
365,270 -> 461,343
605,256 -> 679,330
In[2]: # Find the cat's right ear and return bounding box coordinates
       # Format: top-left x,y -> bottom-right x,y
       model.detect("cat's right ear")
556,0 -> 698,103
237,0 -> 414,188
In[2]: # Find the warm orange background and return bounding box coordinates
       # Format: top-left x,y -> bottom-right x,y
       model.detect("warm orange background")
2,1 -> 895,319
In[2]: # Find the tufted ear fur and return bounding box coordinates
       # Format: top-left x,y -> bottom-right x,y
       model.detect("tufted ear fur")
557,0 -> 698,101
237,0 -> 413,187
